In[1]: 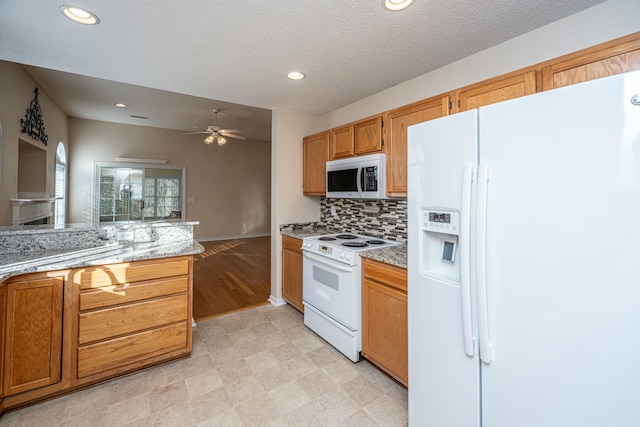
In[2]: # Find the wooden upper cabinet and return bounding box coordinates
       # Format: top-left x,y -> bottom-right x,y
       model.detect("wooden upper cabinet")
4,276 -> 64,396
330,125 -> 354,159
303,131 -> 329,195
384,95 -> 450,197
541,33 -> 640,91
330,115 -> 384,160
456,70 -> 537,112
354,115 -> 383,155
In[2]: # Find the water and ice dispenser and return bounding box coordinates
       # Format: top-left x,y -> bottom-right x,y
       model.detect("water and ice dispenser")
420,208 -> 461,284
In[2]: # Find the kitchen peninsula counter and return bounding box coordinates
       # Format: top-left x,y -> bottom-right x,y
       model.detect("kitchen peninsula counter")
0,221 -> 204,282
0,221 -> 203,413
0,239 -> 204,282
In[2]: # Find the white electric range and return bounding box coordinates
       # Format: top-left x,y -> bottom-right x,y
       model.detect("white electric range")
301,233 -> 401,362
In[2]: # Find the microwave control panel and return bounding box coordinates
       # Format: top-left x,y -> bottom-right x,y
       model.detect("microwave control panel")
422,210 -> 460,236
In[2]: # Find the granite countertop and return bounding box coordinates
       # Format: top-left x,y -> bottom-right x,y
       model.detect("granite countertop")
360,244 -> 407,269
0,240 -> 204,282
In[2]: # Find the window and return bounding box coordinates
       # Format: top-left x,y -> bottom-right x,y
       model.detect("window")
55,142 -> 66,225
143,168 -> 183,220
95,163 -> 184,223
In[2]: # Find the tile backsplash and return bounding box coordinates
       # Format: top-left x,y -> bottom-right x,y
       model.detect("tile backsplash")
320,197 -> 407,243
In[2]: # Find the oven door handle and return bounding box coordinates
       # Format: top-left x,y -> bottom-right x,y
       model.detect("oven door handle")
302,251 -> 354,272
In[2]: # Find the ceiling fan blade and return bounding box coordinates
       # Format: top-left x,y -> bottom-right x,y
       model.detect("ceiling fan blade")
182,131 -> 211,135
220,129 -> 240,133
222,133 -> 246,140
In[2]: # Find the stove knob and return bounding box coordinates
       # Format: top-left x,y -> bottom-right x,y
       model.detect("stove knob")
339,252 -> 346,259
345,253 -> 353,261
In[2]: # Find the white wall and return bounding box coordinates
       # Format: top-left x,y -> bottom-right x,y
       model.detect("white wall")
68,118 -> 271,240
270,107 -> 325,303
269,0 -> 640,302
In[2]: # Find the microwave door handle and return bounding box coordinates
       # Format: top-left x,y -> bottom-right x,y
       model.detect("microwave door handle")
357,163 -> 364,196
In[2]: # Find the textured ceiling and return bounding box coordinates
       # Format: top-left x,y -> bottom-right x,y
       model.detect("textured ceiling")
0,0 -> 605,137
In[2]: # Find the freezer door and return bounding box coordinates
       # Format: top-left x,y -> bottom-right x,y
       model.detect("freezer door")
407,110 -> 480,427
478,70 -> 640,427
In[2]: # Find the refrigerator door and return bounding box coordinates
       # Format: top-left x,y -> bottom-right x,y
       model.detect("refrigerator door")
478,70 -> 640,427
408,110 -> 480,426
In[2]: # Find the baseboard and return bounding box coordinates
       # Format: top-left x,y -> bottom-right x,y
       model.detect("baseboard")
269,296 -> 287,307
197,233 -> 271,242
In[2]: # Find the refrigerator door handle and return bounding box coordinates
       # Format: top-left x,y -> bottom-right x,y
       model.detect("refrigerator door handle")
460,165 -> 475,357
477,163 -> 493,364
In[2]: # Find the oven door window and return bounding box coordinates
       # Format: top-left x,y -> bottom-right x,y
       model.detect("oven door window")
327,168 -> 358,192
303,254 -> 358,330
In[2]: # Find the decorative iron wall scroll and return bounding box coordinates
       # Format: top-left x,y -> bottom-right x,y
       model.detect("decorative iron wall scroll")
21,88 -> 48,145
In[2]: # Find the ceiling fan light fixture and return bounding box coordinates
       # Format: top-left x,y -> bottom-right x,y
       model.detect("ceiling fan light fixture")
383,0 -> 414,11
60,5 -> 100,24
204,134 -> 215,145
287,71 -> 305,80
217,136 -> 227,146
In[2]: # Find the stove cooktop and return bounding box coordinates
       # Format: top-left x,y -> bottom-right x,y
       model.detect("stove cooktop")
302,233 -> 401,265
304,233 -> 400,252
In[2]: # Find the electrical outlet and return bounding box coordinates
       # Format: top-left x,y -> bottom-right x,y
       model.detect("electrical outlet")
187,197 -> 196,203
330,206 -> 337,216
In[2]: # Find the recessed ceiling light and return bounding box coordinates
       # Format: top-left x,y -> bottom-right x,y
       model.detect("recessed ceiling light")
287,71 -> 305,80
115,103 -> 126,108
383,0 -> 414,11
60,5 -> 100,25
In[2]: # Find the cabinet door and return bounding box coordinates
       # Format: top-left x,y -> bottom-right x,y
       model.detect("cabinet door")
385,95 -> 450,197
362,277 -> 408,386
541,35 -> 640,90
354,116 -> 383,155
303,131 -> 329,195
282,237 -> 303,312
457,70 -> 536,112
330,125 -> 354,159
4,277 -> 63,396
0,286 -> 6,404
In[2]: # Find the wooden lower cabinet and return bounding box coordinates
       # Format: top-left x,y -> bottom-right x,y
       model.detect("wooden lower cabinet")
282,236 -> 304,312
0,255 -> 194,413
72,257 -> 193,385
4,275 -> 64,397
362,258 -> 407,386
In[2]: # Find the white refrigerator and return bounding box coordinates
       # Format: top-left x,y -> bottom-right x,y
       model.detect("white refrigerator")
407,69 -> 640,427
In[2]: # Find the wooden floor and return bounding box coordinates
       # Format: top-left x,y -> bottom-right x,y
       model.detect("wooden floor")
192,236 -> 271,320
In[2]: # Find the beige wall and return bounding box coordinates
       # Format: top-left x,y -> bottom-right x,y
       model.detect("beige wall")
68,118 -> 271,240
0,61 -> 68,225
270,107 -> 323,303
269,0 -> 640,301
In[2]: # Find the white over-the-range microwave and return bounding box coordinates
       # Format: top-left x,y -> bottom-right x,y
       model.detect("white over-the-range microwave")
326,153 -> 392,199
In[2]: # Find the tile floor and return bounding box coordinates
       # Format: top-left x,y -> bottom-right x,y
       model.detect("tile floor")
0,304 -> 408,426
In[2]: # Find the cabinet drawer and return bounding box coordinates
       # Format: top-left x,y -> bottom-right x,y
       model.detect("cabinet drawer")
78,294 -> 188,344
77,322 -> 188,379
79,258 -> 190,289
362,258 -> 407,292
282,236 -> 302,252
80,276 -> 189,310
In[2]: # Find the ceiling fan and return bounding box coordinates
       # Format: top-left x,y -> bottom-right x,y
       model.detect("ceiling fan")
183,109 -> 246,146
